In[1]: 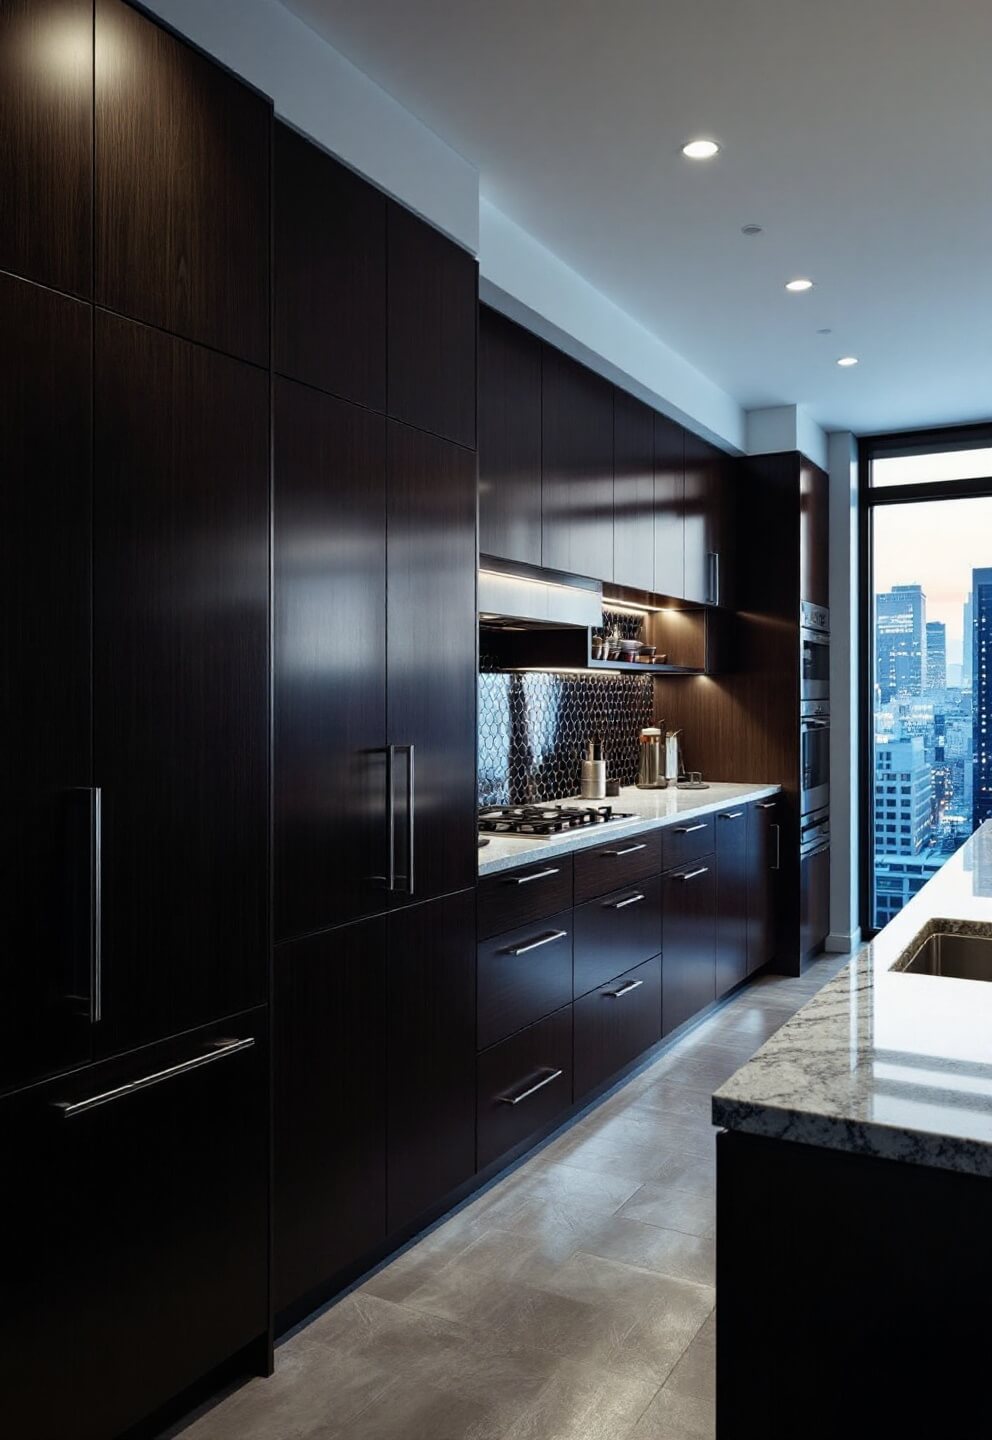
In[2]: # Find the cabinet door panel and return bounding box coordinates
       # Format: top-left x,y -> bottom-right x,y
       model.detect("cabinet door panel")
801,845 -> 831,963
0,274 -> 92,1095
274,378 -> 388,941
747,800 -> 779,973
477,1005 -> 572,1171
387,202 -> 477,447
573,875 -> 663,998
274,920 -> 387,1316
800,457 -> 829,607
654,414 -> 685,598
662,861 -> 716,1035
613,389 -> 654,592
387,423 -> 477,906
715,809 -> 748,996
479,306 -> 542,565
542,346 -> 614,581
683,431 -> 719,605
574,955 -> 662,1099
274,121 -> 386,409
477,910 -> 573,1050
388,890 -> 476,1230
0,1013 -> 267,1440
95,0 -> 270,364
94,314 -> 269,1054
0,0 -> 92,295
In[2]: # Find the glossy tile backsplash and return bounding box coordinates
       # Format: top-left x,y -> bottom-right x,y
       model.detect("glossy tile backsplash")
478,661 -> 654,806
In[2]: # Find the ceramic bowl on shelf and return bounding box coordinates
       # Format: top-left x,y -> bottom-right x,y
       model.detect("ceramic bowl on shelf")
619,639 -> 641,656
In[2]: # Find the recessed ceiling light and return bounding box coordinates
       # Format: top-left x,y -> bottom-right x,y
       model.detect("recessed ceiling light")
741,223 -> 763,236
837,355 -> 859,367
682,138 -> 720,160
785,278 -> 814,292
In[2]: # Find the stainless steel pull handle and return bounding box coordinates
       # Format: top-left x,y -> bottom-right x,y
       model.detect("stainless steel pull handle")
387,744 -> 415,894
772,824 -> 781,871
674,823 -> 707,834
601,843 -> 647,857
504,929 -> 568,957
606,978 -> 644,999
386,745 -> 396,892
508,867 -> 561,886
757,801 -> 777,810
90,787 -> 102,1024
404,744 -> 415,896
610,892 -> 645,909
53,1037 -> 255,1118
712,551 -> 721,606
719,811 -> 743,820
676,867 -> 709,882
497,1067 -> 564,1106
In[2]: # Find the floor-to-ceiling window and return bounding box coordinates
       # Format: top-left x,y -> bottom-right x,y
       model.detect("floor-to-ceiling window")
861,430 -> 992,933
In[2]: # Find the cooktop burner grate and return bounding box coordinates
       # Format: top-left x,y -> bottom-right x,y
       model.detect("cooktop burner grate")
478,804 -> 636,836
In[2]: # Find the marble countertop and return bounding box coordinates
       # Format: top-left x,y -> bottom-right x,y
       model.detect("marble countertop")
713,821 -> 992,1177
478,782 -> 781,877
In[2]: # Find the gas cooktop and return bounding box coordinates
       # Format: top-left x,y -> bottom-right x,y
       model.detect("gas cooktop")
478,804 -> 636,837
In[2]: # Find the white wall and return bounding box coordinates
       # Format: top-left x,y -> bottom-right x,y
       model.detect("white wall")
745,405 -> 829,472
141,0 -> 479,250
827,431 -> 861,950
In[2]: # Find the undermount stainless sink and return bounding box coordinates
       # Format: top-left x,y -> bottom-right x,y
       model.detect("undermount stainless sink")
894,930 -> 992,982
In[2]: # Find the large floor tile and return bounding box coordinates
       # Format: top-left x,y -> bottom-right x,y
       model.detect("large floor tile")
500,1359 -> 659,1440
629,1385 -> 715,1439
616,1182 -> 716,1237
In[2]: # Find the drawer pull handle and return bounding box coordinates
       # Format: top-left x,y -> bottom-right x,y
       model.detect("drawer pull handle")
610,892 -> 646,909
757,801 -> 777,810
673,823 -> 707,834
606,978 -> 645,999
507,867 -> 561,886
720,811 -> 744,820
601,843 -> 647,857
52,1038 -> 255,1119
497,1067 -> 564,1106
676,867 -> 709,882
504,929 -> 568,956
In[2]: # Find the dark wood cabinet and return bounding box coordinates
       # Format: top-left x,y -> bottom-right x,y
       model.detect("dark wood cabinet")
388,890 -> 476,1230
274,121 -> 386,409
477,910 -> 573,1051
573,875 -> 662,998
662,816 -> 716,872
478,305 -> 543,565
654,414 -> 686,598
478,858 -> 574,941
387,202 -> 477,447
274,378 -> 387,942
574,955 -> 662,1099
747,800 -> 779,973
542,346 -> 614,581
613,388 -> 655,591
800,457 -> 830,607
93,313 -> 269,1056
662,859 -> 716,1035
573,831 -> 662,905
0,0 -> 92,296
274,919 -> 387,1318
477,1004 -> 573,1171
0,274 -> 92,1097
387,422 -> 477,907
715,808 -> 749,997
0,1012 -> 267,1440
683,431 -> 734,606
801,844 -> 831,963
95,0 -> 270,365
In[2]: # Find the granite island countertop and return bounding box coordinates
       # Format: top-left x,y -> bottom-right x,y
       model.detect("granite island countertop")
713,821 -> 992,1177
478,781 -> 781,878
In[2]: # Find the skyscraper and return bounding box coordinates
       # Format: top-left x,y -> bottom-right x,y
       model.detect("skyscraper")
926,620 -> 946,690
963,591 -> 974,688
876,584 -> 927,702
973,568 -> 992,829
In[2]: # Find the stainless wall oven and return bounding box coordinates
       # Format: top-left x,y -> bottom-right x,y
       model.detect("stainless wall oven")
800,601 -> 830,700
801,700 -> 830,815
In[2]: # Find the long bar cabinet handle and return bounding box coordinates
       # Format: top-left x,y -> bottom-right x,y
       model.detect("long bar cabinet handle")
504,929 -> 568,957
772,824 -> 781,871
609,892 -> 645,909
719,811 -> 744,820
606,978 -> 644,999
497,1068 -> 564,1106
757,801 -> 777,809
403,743 -> 415,895
601,843 -> 647,857
507,867 -> 560,886
676,867 -> 710,882
90,787 -> 102,1024
386,745 -> 396,892
52,1037 -> 255,1119
673,823 -> 707,834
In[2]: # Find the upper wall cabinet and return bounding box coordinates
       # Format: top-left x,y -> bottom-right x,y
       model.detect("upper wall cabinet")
613,389 -> 655,593
387,203 -> 477,448
654,414 -> 686,599
542,347 -> 614,582
478,306 -> 542,566
95,0 -> 270,366
684,430 -> 735,607
274,122 -> 386,410
799,456 -> 829,608
0,0 -> 93,297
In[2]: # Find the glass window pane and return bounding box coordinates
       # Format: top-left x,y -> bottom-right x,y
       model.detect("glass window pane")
871,447 -> 992,488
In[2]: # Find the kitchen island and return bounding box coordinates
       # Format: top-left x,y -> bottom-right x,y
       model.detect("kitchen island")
712,821 -> 992,1438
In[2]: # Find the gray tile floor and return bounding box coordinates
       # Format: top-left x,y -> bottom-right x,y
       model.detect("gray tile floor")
167,955 -> 847,1440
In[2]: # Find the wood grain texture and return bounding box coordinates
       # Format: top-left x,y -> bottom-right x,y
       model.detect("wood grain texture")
715,808 -> 748,995
93,312 -> 269,1055
0,273 -> 92,1096
387,200 -> 477,448
477,1003 -> 573,1170
662,860 -> 716,1034
541,344 -> 614,581
800,455 -> 830,607
95,0 -> 270,364
274,121 -> 386,409
477,857 -> 574,941
746,798 -> 779,973
573,954 -> 661,1099
478,305 -> 542,566
654,412 -> 686,599
477,909 -> 573,1051
573,875 -> 662,999
0,0 -> 93,295
274,377 -> 388,942
613,388 -> 655,592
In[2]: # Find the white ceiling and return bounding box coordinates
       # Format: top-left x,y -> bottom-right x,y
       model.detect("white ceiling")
283,0 -> 992,436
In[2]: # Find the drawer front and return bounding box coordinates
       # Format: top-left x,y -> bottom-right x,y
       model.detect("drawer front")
574,955 -> 662,1100
662,816 -> 715,872
573,873 -> 662,998
478,857 -> 573,940
477,1006 -> 572,1170
662,859 -> 717,1036
478,909 -> 573,1051
573,829 -> 662,904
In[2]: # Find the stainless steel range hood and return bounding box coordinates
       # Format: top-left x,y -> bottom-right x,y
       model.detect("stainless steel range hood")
478,557 -> 602,629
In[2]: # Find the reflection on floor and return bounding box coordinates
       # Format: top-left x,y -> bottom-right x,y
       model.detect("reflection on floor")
166,954 -> 848,1440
